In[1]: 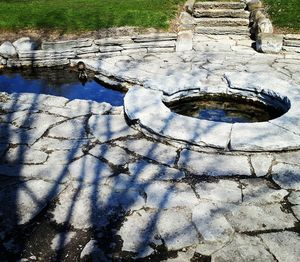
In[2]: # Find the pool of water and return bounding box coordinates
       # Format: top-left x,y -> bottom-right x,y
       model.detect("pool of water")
166,94 -> 285,123
0,67 -> 125,106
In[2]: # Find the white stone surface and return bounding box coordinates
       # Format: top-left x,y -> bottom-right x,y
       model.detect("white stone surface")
13,37 -> 37,52
274,151 -> 300,166
116,138 -> 178,166
80,240 -> 109,261
144,181 -> 199,209
67,155 -> 113,184
51,183 -> 144,229
2,146 -> 48,164
156,209 -> 200,250
192,202 -> 234,242
176,31 -> 193,52
0,41 -> 17,58
212,234 -> 275,261
89,144 -> 132,166
88,114 -> 138,142
47,117 -> 88,140
288,191 -> 300,205
195,180 -> 242,203
272,163 -> 300,190
0,180 -> 64,225
179,150 -> 251,177
231,122 -> 300,151
260,232 -> 300,262
117,209 -> 157,257
128,160 -> 185,182
241,179 -> 289,204
225,204 -> 296,232
250,154 -> 273,177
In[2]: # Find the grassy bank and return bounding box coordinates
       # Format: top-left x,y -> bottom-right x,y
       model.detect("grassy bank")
0,0 -> 185,32
263,0 -> 300,33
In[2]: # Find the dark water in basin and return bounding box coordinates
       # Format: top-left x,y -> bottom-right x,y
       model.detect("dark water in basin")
0,67 -> 125,106
167,95 -> 284,123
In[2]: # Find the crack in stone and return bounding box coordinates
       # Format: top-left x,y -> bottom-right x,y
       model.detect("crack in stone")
31,114 -> 91,146
257,235 -> 280,262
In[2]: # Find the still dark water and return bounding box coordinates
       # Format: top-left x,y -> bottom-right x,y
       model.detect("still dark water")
167,95 -> 284,123
0,67 -> 125,106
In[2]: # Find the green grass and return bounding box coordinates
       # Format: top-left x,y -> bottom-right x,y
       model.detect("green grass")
0,0 -> 185,32
263,0 -> 300,32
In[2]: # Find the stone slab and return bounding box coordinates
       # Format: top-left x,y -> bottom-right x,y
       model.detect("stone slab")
128,160 -> 185,182
88,114 -> 138,143
51,183 -> 144,229
225,204 -> 296,232
211,234 -> 275,261
41,38 -> 93,50
115,138 -> 177,166
193,2 -> 246,10
256,33 -> 283,54
117,209 -> 158,257
195,180 -> 242,203
193,9 -> 249,19
0,41 -> 17,58
230,122 -> 300,151
241,178 -> 288,204
179,150 -> 251,177
250,154 -> 273,177
271,163 -> 300,190
47,117 -> 89,140
144,181 -> 199,209
156,209 -> 200,250
0,179 -> 65,226
194,18 -> 249,27
176,31 -> 193,52
89,144 -> 133,166
192,202 -> 234,243
260,232 -> 300,262
13,37 -> 37,52
67,155 -> 113,184
195,26 -> 250,35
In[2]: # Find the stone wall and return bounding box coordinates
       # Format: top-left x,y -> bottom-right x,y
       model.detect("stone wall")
0,33 -> 177,68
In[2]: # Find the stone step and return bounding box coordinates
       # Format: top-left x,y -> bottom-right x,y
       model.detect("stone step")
193,9 -> 249,19
195,26 -> 250,35
284,34 -> 300,41
194,17 -> 249,27
194,1 -> 246,10
283,39 -> 300,48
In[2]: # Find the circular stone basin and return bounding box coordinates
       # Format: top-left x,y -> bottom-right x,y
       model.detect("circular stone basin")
165,94 -> 287,123
124,83 -> 300,152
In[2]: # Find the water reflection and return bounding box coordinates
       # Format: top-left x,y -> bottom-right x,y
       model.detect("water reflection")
166,95 -> 285,123
0,67 -> 125,106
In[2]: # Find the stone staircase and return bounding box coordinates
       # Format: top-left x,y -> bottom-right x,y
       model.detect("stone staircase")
192,1 -> 250,35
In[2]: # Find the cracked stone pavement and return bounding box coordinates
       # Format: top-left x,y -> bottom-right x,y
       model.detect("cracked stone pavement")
1,39 -> 300,261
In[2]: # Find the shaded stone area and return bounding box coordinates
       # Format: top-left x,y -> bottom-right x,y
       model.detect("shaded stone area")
0,92 -> 299,261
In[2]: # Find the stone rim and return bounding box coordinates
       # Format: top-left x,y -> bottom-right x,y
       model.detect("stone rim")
124,84 -> 299,152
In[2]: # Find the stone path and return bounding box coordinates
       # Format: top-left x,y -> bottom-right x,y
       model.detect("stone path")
1,10 -> 300,262
1,47 -> 300,260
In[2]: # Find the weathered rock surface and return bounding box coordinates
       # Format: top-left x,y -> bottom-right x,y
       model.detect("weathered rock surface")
178,150 -> 251,176
260,232 -> 300,262
211,234 -> 275,261
256,33 -> 283,53
176,30 -> 193,52
0,41 -> 17,58
13,37 -> 37,52
271,163 -> 300,190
